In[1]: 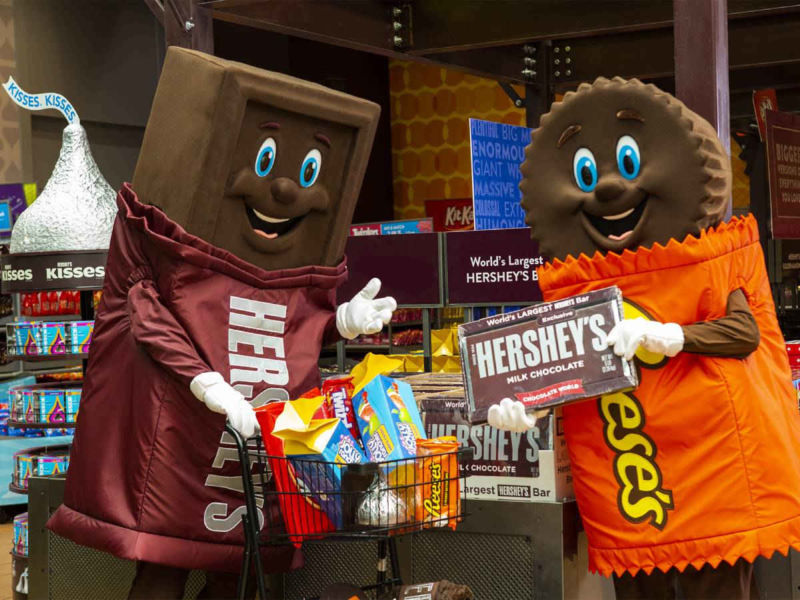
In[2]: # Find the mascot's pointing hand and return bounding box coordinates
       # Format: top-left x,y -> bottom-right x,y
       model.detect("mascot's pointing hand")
606,318 -> 684,360
487,398 -> 537,433
336,278 -> 397,339
190,372 -> 260,439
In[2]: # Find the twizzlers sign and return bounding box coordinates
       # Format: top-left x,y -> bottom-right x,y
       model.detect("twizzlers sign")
459,286 -> 638,423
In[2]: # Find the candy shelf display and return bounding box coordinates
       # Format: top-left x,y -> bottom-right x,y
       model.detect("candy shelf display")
7,320 -> 94,359
0,251 -> 101,506
19,290 -> 85,318
0,286 -> 98,379
0,250 -> 102,371
10,445 -> 70,494
6,382 -> 80,430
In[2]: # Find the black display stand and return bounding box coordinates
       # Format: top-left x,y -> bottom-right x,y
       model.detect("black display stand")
8,483 -> 26,496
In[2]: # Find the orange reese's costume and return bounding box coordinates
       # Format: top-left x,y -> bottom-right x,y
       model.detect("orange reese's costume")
537,215 -> 800,577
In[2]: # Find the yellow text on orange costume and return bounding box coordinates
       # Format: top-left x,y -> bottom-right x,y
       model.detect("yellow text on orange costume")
599,391 -> 674,530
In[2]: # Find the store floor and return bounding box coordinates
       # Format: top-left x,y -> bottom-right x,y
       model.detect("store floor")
0,521 -> 12,600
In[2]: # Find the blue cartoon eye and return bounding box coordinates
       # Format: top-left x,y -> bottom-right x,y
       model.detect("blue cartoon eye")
299,149 -> 322,188
572,148 -> 598,192
616,135 -> 641,180
255,138 -> 277,177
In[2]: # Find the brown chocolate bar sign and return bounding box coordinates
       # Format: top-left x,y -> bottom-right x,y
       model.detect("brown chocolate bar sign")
459,286 -> 638,423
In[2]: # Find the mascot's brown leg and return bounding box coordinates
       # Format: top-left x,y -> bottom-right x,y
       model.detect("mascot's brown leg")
612,569 -> 677,600
127,561 -> 189,600
197,570 -> 256,600
677,559 -> 758,600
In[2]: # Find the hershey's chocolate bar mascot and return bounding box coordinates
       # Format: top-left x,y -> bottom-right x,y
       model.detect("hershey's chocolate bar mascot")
490,77 -> 800,599
48,47 -> 395,599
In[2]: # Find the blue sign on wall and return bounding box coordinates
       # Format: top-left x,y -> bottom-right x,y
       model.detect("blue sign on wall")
469,118 -> 532,230
0,200 -> 12,234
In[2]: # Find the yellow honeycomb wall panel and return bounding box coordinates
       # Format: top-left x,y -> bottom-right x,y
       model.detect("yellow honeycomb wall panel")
390,60 -> 524,219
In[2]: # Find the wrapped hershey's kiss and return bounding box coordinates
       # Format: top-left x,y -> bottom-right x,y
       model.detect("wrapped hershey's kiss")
356,476 -> 407,527
2,77 -> 116,253
10,124 -> 115,253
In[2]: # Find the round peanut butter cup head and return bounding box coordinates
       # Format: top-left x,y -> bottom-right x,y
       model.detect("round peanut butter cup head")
520,77 -> 731,261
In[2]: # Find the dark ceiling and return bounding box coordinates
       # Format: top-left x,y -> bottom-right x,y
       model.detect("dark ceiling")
197,1 -> 800,124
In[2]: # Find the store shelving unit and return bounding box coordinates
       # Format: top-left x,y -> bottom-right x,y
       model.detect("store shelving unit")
0,252 -> 104,509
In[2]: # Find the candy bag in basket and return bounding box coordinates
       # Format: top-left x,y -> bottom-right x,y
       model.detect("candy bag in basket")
268,394 -> 367,529
255,399 -> 335,547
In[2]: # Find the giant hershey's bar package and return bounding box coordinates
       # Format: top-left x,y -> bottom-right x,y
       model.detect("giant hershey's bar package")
420,390 -> 573,503
459,286 -> 637,423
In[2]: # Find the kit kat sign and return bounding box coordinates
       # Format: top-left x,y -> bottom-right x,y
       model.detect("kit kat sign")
425,198 -> 474,231
445,228 -> 543,305
765,109 -> 800,238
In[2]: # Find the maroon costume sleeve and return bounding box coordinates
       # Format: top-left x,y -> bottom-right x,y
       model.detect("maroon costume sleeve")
682,289 -> 760,358
128,278 -> 212,386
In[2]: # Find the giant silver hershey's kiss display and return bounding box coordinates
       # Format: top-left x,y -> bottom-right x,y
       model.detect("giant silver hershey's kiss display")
10,124 -> 116,253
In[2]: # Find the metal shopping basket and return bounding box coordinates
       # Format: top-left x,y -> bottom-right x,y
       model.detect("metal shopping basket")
226,423 -> 472,600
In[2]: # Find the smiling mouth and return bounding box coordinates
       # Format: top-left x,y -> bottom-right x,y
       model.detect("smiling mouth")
583,197 -> 648,243
245,206 -> 304,240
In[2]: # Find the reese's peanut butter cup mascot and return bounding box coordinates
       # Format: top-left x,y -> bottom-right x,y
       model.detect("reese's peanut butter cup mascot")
47,47 -> 395,599
489,77 -> 800,599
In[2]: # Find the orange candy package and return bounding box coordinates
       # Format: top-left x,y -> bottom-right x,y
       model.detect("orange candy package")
415,437 -> 460,531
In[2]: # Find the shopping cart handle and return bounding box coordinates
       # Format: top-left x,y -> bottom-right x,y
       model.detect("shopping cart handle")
225,422 -> 246,451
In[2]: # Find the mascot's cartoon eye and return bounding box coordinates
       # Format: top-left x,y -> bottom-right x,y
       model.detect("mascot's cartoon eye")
573,148 -> 598,192
255,138 -> 277,177
616,135 -> 641,180
299,149 -> 322,188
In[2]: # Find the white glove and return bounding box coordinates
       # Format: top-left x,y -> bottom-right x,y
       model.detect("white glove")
487,398 -> 536,433
606,318 -> 684,361
336,277 -> 397,340
190,371 -> 259,439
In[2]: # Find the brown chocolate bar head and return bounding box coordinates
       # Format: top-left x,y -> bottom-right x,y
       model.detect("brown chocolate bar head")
132,47 -> 380,269
520,77 -> 731,261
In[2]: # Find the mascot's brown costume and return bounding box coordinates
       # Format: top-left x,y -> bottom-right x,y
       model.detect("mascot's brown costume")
47,48 -> 397,599
490,77 -> 800,600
